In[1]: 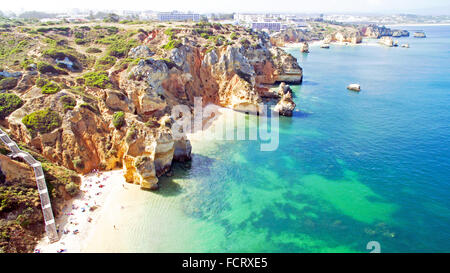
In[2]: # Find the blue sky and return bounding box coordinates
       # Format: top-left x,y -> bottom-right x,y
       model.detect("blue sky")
3,0 -> 450,15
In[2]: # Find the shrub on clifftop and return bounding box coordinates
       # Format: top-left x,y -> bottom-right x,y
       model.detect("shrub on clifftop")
112,111 -> 125,129
0,93 -> 23,119
86,47 -> 102,54
22,108 -> 62,135
65,182 -> 79,196
41,81 -> 61,94
60,95 -> 76,111
37,61 -> 67,75
95,55 -> 116,70
81,71 -> 112,89
162,39 -> 182,50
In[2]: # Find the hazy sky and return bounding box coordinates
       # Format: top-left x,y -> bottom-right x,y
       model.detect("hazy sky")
3,0 -> 450,15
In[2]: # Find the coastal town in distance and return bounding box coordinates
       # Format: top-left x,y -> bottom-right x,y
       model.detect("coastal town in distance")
0,0 -> 449,259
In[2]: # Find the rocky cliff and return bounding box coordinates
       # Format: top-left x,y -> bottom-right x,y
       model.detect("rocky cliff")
324,30 -> 362,44
361,25 -> 409,39
270,22 -> 364,46
0,21 -> 302,193
270,22 -> 409,47
270,28 -> 322,46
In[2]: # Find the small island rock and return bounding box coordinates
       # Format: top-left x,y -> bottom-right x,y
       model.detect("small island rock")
347,84 -> 361,92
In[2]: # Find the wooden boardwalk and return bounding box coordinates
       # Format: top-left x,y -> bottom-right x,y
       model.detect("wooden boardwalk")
0,128 -> 59,243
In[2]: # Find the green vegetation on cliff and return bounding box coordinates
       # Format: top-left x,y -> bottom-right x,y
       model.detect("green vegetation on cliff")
162,39 -> 182,50
35,78 -> 61,94
80,102 -> 100,114
0,183 -> 42,253
162,27 -> 182,50
112,111 -> 125,129
36,61 -> 67,75
0,34 -> 35,68
95,55 -> 117,70
0,19 -> 276,253
81,71 -> 112,89
71,156 -> 84,169
41,81 -> 61,94
60,95 -> 76,111
22,108 -> 62,135
96,34 -> 138,58
86,47 -> 102,54
0,142 -> 80,253
0,93 -> 23,119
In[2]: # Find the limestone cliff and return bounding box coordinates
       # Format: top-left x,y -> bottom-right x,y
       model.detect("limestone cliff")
270,28 -> 322,46
324,30 -> 362,44
0,21 -> 303,192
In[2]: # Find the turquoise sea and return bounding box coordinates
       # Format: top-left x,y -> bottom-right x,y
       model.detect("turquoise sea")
100,25 -> 450,253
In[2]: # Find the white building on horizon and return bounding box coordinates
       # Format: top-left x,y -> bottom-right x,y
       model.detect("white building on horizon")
251,22 -> 281,32
157,11 -> 200,22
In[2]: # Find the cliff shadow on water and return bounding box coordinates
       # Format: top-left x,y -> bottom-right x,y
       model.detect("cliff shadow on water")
155,154 -> 217,197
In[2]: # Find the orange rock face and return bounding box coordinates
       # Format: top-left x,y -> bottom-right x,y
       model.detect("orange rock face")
4,35 -> 302,190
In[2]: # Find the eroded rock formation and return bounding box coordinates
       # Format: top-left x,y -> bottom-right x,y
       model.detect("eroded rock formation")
274,92 -> 296,117
3,26 -> 303,191
325,30 -> 362,44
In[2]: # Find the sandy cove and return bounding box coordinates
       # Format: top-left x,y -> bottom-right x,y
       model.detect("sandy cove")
34,106 -> 234,253
35,170 -> 125,253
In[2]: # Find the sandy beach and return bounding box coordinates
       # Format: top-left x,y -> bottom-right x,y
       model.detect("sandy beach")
34,170 -> 125,253
34,106 -> 232,253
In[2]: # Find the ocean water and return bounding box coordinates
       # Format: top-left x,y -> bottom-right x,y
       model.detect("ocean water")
95,25 -> 450,253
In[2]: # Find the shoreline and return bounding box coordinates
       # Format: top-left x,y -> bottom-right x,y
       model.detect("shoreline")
34,107 -> 232,253
80,108 -> 233,252
385,23 -> 450,27
282,39 -> 382,50
35,170 -> 125,253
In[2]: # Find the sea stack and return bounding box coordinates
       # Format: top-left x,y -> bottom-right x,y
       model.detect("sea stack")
347,84 -> 361,92
274,92 -> 296,116
379,36 -> 394,47
300,42 -> 309,53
